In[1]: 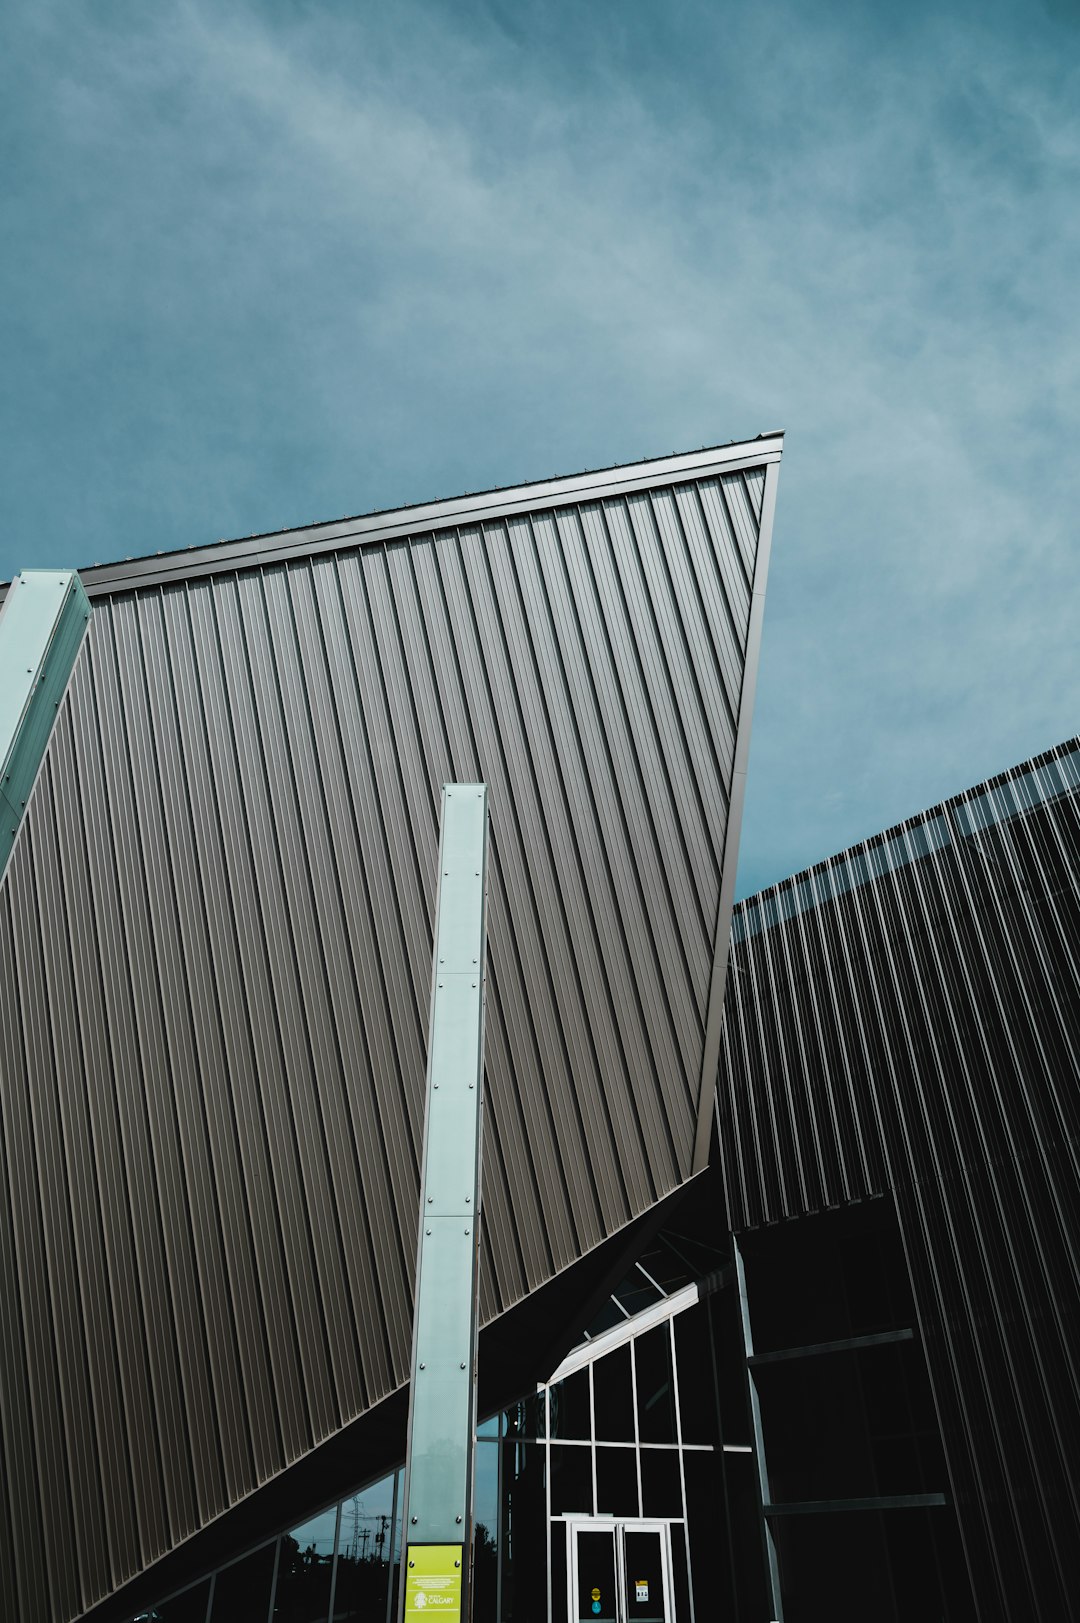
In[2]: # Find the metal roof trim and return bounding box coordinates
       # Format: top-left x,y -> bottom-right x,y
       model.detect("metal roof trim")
73,434 -> 784,598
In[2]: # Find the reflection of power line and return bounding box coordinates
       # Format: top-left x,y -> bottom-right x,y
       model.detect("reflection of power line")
340,1500 -> 395,1563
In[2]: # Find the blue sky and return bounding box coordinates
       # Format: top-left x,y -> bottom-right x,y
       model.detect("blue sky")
2,0 -> 1077,894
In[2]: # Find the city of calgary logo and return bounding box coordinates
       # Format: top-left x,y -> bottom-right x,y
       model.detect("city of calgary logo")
413,1590 -> 457,1608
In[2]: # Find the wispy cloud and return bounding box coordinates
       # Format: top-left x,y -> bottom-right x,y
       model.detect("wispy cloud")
2,0 -> 1077,887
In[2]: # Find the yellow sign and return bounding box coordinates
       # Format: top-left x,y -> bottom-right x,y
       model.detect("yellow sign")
404,1544 -> 464,1618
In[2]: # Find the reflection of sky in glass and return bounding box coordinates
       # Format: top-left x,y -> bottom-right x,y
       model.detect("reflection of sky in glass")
286,1505 -> 337,1560
475,1442 -> 499,1541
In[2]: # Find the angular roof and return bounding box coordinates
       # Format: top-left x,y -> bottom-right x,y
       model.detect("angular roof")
0,434 -> 781,1621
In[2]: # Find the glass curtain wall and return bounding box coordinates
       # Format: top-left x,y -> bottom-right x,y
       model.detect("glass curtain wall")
135,1278 -> 752,1623
139,1202 -> 972,1621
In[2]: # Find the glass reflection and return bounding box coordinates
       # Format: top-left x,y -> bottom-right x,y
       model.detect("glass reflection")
473,1442 -> 499,1623
272,1506 -> 336,1623
635,1324 -> 677,1444
133,1580 -> 210,1623
333,1473 -> 397,1623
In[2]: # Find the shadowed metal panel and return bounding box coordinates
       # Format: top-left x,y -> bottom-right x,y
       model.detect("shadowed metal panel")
0,443 -> 779,1622
718,739 -> 1080,1623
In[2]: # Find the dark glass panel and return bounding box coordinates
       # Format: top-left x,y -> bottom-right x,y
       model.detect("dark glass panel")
611,1267 -> 663,1319
334,1473 -> 396,1623
583,1297 -> 632,1337
635,1325 -> 676,1444
506,1390 -> 547,1440
211,1541 -> 276,1623
473,1442 -> 499,1623
595,1445 -> 638,1516
551,1523 -> 568,1623
549,1444 -> 592,1515
707,1286 -> 754,1446
673,1303 -> 720,1445
683,1451 -> 743,1623
771,1509 -> 961,1623
742,1201 -> 913,1356
639,1448 -> 682,1518
549,1369 -> 591,1440
622,1529 -> 668,1623
272,1506 -> 336,1623
574,1529 -> 617,1623
592,1344 -> 633,1441
501,1438 -> 547,1622
135,1580 -> 210,1623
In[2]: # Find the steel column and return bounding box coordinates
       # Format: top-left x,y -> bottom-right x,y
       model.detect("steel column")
401,784 -> 489,1621
0,568 -> 90,880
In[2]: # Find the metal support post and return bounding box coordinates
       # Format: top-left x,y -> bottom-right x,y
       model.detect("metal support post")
400,785 -> 489,1622
0,569 -> 90,880
734,1236 -> 785,1623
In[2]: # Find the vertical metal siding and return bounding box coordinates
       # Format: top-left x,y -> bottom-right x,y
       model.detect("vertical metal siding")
718,740 -> 1080,1623
0,452 -> 775,1622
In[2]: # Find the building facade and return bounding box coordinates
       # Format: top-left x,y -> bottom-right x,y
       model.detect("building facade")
0,439 -> 780,1623
0,437 -> 1076,1623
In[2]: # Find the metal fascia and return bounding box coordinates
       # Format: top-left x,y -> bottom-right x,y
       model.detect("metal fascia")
74,437 -> 784,597
692,455 -> 782,1173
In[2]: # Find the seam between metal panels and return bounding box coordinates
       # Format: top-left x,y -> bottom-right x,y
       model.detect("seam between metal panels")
65,657 -> 172,1571
692,457 -> 781,1173
393,526 -> 556,1286
522,507 -> 667,1206
83,621 -> 189,1558
202,577 -> 321,1456
601,498 -> 721,917
586,500 -> 712,943
255,567 -> 383,1411
467,520 -> 619,1254
293,557 -> 417,1363
174,581 -> 294,1481
108,601 -> 227,1531
547,504 -> 685,1185
35,764 -> 132,1606
231,571 -> 347,1441
1,880 -> 75,1623
572,503 -> 704,1069
148,589 -> 266,1497
501,512 -> 638,1220
424,529 -> 582,1272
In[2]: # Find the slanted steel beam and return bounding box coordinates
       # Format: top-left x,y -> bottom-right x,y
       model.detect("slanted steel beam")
401,784 -> 488,1622
0,569 -> 90,880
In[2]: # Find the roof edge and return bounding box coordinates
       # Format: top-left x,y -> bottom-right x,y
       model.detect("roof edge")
68,432 -> 784,598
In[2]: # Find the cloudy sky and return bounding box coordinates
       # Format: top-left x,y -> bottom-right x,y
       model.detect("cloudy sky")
2,0 -> 1077,894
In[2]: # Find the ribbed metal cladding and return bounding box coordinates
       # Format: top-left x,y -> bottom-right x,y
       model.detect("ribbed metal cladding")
0,441 -> 780,1623
717,738 -> 1080,1623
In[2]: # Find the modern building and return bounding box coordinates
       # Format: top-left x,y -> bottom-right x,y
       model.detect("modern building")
0,436 -> 1075,1623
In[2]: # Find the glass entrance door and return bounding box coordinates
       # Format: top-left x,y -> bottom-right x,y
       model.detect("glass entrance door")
568,1521 -> 674,1623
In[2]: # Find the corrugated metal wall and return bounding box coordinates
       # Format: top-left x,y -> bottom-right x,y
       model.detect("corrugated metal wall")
0,444 -> 778,1622
718,740 -> 1080,1623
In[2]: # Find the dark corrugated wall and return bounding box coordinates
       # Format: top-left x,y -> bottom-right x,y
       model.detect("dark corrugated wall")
717,739 -> 1080,1623
0,443 -> 779,1622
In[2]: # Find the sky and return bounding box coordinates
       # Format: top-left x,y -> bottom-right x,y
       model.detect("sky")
1,0 -> 1077,895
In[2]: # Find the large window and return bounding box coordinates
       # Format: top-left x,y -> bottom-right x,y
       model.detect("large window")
134,1202 -> 971,1622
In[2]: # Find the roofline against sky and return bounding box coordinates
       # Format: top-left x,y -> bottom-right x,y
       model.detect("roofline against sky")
51,430 -> 784,598
734,732 -> 1080,912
